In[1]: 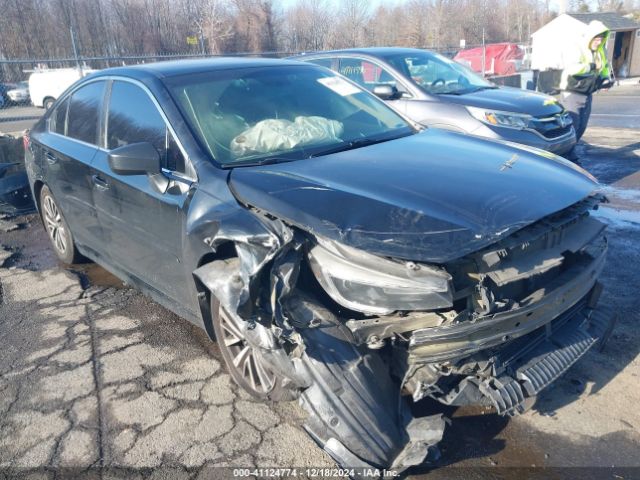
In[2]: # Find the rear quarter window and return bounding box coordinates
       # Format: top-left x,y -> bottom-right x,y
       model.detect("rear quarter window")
51,97 -> 70,135
67,81 -> 106,145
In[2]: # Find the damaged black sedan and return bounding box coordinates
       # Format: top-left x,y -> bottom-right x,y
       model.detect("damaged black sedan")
24,58 -> 615,472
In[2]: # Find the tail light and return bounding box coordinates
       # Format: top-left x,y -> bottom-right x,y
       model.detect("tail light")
23,130 -> 30,151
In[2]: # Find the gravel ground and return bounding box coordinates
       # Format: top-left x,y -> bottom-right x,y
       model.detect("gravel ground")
0,125 -> 639,479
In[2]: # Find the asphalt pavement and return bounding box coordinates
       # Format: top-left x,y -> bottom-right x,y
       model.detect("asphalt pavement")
0,105 -> 42,135
0,83 -> 639,479
591,82 -> 640,128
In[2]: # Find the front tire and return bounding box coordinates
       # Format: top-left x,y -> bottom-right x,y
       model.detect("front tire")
210,285 -> 295,401
40,185 -> 82,264
43,97 -> 55,110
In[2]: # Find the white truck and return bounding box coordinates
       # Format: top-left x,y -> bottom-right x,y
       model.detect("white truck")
28,68 -> 96,109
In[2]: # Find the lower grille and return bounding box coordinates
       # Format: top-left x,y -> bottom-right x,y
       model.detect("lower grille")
540,124 -> 573,139
479,306 -> 615,416
517,327 -> 596,394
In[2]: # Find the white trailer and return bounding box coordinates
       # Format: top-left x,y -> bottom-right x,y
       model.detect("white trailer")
28,68 -> 96,109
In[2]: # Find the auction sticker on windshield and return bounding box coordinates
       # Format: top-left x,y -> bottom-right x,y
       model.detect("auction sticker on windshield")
318,76 -> 361,96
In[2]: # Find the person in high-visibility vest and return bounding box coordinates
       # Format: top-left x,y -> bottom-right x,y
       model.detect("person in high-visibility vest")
557,20 -> 612,159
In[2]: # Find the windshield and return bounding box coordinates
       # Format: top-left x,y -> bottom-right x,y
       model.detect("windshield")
167,65 -> 413,166
383,51 -> 494,95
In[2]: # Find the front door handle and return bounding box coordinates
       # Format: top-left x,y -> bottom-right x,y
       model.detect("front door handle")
45,151 -> 57,164
92,174 -> 110,190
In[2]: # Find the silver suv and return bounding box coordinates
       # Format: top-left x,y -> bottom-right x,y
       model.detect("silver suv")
295,47 -> 577,156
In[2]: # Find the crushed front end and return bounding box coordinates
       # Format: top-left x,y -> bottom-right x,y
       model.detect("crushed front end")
396,195 -> 615,414
194,194 -> 615,472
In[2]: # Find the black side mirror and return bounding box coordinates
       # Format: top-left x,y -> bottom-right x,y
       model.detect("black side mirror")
108,142 -> 160,176
372,84 -> 399,100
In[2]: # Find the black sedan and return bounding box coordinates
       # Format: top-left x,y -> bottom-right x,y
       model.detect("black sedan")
24,58 -> 615,472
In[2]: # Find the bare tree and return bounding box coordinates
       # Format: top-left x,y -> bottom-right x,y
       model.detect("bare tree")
1,0 -> 637,81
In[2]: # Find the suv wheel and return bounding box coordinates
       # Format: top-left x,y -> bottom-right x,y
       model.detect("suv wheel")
40,185 -> 82,264
43,97 -> 55,110
210,282 -> 296,401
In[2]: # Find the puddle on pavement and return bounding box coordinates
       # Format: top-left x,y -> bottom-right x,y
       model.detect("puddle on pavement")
70,262 -> 124,289
0,214 -> 59,270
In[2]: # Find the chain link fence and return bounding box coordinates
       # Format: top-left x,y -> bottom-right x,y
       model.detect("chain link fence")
0,50 -> 302,137
0,45 -> 533,137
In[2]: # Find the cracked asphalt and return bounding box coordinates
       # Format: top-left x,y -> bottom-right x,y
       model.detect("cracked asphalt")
0,233 -> 333,477
1,88 -> 639,478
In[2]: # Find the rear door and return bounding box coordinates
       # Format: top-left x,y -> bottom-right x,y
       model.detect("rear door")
37,80 -> 106,248
91,79 -> 195,305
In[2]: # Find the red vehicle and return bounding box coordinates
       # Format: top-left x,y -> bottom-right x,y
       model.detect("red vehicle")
455,42 -> 524,76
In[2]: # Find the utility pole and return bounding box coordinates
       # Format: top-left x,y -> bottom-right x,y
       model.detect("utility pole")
481,27 -> 486,77
70,27 -> 81,72
199,31 -> 206,55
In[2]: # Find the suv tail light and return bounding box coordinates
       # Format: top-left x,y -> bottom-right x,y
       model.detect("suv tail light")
23,130 -> 30,151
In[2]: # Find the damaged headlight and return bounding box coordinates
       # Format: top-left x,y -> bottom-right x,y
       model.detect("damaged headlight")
308,237 -> 453,315
466,106 -> 531,130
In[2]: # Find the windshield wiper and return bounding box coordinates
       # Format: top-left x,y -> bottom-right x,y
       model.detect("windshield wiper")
470,85 -> 498,91
223,132 -> 412,166
310,135 -> 405,158
222,156 -> 294,169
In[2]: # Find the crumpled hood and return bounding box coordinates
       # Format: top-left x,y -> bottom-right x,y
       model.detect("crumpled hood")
229,129 -> 599,263
442,86 -> 563,116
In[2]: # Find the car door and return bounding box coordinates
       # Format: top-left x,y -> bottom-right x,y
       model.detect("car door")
336,57 -> 413,115
91,79 -> 195,305
38,80 -> 106,249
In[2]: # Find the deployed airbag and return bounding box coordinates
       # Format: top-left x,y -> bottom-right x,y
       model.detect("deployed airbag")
231,116 -> 344,157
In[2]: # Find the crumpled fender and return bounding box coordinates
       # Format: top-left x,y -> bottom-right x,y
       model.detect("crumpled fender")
191,205 -> 294,319
191,206 -> 446,472
287,294 -> 446,471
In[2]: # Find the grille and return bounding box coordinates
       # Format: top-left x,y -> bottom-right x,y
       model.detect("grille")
530,112 -> 573,139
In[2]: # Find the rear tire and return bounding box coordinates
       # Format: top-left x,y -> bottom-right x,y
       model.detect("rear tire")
210,272 -> 296,401
40,185 -> 82,264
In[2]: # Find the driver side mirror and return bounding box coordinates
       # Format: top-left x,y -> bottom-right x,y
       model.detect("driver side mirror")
372,84 -> 400,100
108,142 -> 160,176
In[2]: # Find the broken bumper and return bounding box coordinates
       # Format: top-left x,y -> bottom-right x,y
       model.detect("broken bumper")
408,236 -> 607,362
475,303 -> 616,415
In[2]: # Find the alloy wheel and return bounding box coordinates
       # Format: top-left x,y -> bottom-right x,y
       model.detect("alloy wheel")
42,194 -> 67,255
218,308 -> 277,395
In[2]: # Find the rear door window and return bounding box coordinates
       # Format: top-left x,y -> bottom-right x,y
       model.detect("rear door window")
67,81 -> 106,145
338,58 -> 398,92
106,80 -> 185,173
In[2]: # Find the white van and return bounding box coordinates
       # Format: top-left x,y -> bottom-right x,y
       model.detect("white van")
28,68 -> 96,109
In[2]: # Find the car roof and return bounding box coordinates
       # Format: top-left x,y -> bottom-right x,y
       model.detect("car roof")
89,57 -> 311,80
297,47 -> 431,58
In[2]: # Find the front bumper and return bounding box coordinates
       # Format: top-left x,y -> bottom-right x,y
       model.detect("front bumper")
8,93 -> 28,102
476,302 -> 615,415
472,122 -> 577,156
409,235 -> 607,362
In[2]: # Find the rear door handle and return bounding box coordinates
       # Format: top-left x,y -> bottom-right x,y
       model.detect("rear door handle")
45,151 -> 57,164
92,174 -> 110,190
